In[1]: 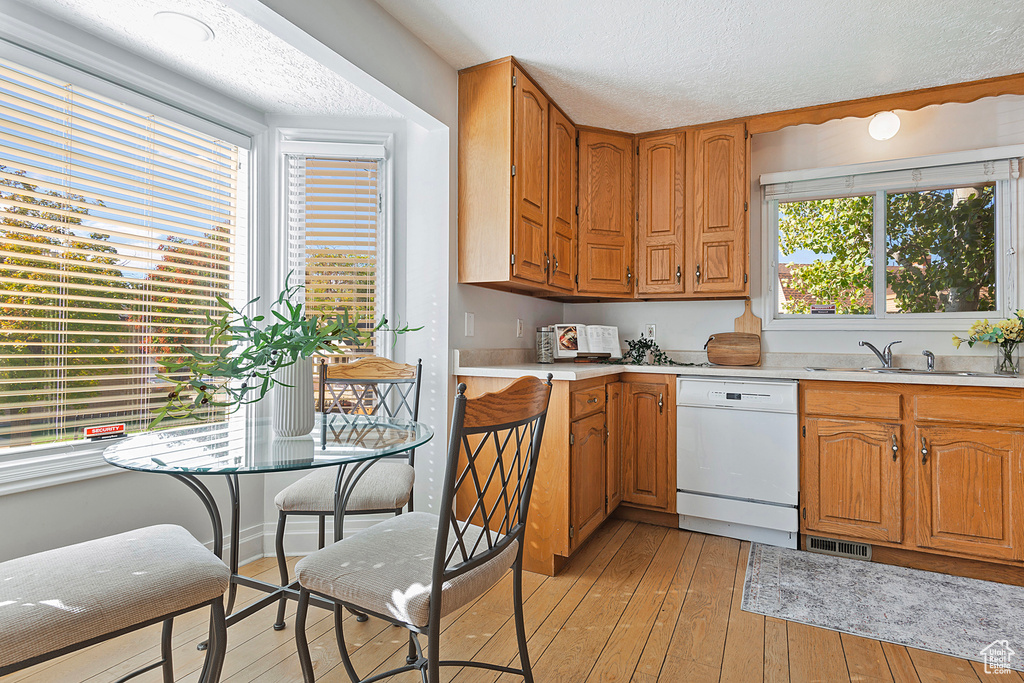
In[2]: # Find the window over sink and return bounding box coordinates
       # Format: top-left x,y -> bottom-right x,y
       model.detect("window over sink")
763,149 -> 1020,329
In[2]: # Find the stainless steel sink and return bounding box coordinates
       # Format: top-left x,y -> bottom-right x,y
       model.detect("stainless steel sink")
804,366 -> 1002,378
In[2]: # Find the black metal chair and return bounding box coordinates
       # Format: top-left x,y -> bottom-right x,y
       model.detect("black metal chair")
273,355 -> 422,630
292,374 -> 552,682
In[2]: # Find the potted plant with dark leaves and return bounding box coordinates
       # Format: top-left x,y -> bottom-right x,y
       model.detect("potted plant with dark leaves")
152,273 -> 419,435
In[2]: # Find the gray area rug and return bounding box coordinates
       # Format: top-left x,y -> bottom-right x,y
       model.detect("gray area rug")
741,543 -> 1024,672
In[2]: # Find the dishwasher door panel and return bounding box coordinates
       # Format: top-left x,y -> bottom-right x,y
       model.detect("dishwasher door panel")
676,405 -> 798,506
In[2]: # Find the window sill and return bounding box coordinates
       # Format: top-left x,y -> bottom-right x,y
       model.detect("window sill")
0,442 -> 124,496
762,314 -> 992,332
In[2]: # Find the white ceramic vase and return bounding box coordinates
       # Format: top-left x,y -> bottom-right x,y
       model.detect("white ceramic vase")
272,358 -> 315,437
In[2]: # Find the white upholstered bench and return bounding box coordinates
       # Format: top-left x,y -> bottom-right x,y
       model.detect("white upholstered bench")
0,524 -> 230,682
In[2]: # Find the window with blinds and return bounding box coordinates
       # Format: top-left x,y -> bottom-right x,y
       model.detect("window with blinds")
287,155 -> 382,365
0,56 -> 247,451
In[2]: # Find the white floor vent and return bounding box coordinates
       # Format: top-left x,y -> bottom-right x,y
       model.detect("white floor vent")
806,536 -> 871,561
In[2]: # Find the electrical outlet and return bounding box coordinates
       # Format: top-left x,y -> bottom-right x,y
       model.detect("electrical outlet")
644,323 -> 656,340
516,318 -> 524,338
465,312 -> 475,337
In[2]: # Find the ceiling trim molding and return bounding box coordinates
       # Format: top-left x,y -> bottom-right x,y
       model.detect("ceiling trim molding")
748,71 -> 1024,135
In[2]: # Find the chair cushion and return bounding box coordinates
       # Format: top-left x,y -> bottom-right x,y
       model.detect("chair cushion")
274,460 -> 415,513
295,511 -> 518,627
0,524 -> 229,669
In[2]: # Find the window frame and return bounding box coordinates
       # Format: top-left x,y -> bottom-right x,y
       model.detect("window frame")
0,39 -> 258,487
276,129 -> 394,359
761,147 -> 1024,331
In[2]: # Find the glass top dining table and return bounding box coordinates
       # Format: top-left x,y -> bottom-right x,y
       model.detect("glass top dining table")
104,413 -> 433,474
103,413 -> 434,634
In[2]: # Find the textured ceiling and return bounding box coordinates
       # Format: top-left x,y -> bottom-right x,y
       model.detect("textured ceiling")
372,0 -> 1024,132
23,0 -> 398,118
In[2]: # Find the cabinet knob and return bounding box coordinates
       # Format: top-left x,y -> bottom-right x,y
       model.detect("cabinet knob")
545,252 -> 550,273
553,257 -> 559,272
695,265 -> 701,282
658,393 -> 664,413
892,433 -> 899,462
626,266 -> 632,281
676,266 -> 682,282
587,397 -> 598,404
921,436 -> 929,464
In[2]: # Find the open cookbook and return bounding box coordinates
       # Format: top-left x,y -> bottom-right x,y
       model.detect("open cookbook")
552,324 -> 622,360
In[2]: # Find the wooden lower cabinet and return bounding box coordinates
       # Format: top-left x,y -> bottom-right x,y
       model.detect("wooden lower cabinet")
570,412 -> 606,550
456,373 -> 673,575
622,380 -> 673,510
803,418 -> 902,543
914,425 -> 1024,561
801,381 -> 1024,574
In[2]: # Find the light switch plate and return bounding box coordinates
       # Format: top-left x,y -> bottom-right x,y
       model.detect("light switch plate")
465,312 -> 475,337
516,318 -> 524,338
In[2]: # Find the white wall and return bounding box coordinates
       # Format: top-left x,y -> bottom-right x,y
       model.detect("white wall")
567,94 -> 1024,362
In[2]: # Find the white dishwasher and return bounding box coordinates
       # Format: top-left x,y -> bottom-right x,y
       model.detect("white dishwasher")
676,376 -> 799,548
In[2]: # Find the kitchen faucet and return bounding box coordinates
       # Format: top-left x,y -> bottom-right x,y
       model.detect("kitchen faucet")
860,340 -> 902,368
922,350 -> 935,372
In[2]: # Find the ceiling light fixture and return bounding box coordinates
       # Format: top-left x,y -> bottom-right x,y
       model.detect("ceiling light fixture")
868,111 -> 901,141
153,11 -> 215,43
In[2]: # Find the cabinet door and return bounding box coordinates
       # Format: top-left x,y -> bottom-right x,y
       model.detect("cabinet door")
570,412 -> 607,549
915,425 -> 1024,561
637,133 -> 685,296
692,122 -> 747,295
512,68 -> 549,285
578,130 -> 634,296
548,107 -> 576,292
622,382 -> 671,510
803,418 -> 902,543
606,381 -> 624,513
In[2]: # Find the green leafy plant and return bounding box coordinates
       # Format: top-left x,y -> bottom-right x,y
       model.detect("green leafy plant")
152,273 -> 420,426
621,335 -> 678,366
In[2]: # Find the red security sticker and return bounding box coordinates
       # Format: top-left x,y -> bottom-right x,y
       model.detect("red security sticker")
85,424 -> 126,440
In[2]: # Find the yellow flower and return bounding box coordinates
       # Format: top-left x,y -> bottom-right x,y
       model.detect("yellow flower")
969,319 -> 993,337
998,318 -> 1024,341
952,335 -> 962,349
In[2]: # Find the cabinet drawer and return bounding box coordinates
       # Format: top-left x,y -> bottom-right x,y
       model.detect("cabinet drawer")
914,395 -> 1024,427
803,387 -> 900,421
571,385 -> 606,419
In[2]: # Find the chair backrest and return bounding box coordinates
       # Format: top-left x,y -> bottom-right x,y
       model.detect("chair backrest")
431,375 -> 552,595
319,356 -> 422,465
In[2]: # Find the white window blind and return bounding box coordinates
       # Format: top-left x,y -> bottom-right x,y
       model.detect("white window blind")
286,155 -> 382,361
0,57 -> 247,450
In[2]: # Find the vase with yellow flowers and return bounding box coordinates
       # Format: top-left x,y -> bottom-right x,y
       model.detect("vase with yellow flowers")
953,312 -> 1024,376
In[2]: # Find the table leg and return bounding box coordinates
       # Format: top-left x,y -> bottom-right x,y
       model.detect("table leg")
169,474 -> 223,558
225,474 -> 241,616
333,460 -> 379,623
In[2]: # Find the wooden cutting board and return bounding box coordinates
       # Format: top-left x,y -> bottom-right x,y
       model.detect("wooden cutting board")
705,332 -> 762,366
734,299 -> 762,336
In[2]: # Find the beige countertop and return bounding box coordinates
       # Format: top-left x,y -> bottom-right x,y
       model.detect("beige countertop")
453,350 -> 1024,388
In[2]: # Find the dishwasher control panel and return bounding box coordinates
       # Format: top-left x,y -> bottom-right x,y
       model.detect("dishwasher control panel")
677,377 -> 798,413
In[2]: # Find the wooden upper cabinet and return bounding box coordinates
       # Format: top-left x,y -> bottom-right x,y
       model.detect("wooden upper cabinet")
578,129 -> 635,297
622,381 -> 671,510
512,68 -> 549,285
914,425 -> 1024,561
692,122 -> 748,295
547,107 -> 576,292
637,133 -> 685,296
803,418 -> 902,543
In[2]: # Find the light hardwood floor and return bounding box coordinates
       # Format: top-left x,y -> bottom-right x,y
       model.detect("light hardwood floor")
4,520 -> 1018,683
